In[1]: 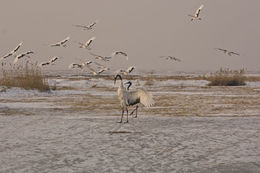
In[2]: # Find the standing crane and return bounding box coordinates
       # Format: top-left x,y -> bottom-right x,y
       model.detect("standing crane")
114,74 -> 129,123
124,81 -> 154,118
114,75 -> 154,123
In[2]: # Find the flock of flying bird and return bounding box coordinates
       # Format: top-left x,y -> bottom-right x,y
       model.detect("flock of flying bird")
0,20 -> 134,76
0,4 -> 241,123
0,4 -> 240,75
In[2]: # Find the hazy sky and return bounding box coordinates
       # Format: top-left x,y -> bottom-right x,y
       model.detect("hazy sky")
0,0 -> 259,73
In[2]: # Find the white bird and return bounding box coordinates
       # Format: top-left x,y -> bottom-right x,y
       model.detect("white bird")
120,66 -> 135,75
160,56 -> 181,62
188,4 -> 204,21
114,74 -> 129,123
74,21 -> 97,30
87,66 -> 106,75
89,52 -> 112,62
215,48 -> 240,56
39,56 -> 59,67
69,61 -> 92,69
1,42 -> 23,60
13,51 -> 34,64
112,51 -> 128,60
49,56 -> 59,63
94,62 -> 110,70
114,75 -> 154,123
69,63 -> 84,69
79,36 -> 96,49
50,36 -> 70,47
124,81 -> 154,118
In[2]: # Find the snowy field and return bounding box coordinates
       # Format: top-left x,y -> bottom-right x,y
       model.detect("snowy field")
0,75 -> 260,172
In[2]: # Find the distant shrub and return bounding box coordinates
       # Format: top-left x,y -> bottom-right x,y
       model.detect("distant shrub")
207,68 -> 246,86
0,62 -> 50,91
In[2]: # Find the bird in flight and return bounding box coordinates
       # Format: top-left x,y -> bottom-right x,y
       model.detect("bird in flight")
160,56 -> 181,62
1,42 -> 23,60
39,56 -> 59,67
74,21 -> 98,30
79,36 -> 96,50
50,36 -> 70,47
119,66 -> 135,75
87,66 -> 106,75
112,51 -> 128,60
13,51 -> 34,64
89,52 -> 112,62
188,4 -> 204,21
215,48 -> 240,56
69,61 -> 92,69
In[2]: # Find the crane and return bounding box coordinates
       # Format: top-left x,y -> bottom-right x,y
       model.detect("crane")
114,75 -> 154,123
188,4 -> 204,21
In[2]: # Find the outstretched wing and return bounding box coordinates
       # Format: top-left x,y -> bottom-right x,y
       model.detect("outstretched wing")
137,88 -> 154,107
229,52 -> 240,56
195,4 -> 204,17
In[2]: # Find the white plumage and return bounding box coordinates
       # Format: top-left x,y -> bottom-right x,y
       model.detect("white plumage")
13,51 -> 34,64
114,75 -> 154,123
50,36 -> 70,47
79,36 -> 96,49
188,4 -> 204,21
1,42 -> 23,60
38,56 -> 59,67
215,48 -> 240,56
112,51 -> 128,60
74,21 -> 97,30
120,66 -> 135,75
89,52 -> 112,61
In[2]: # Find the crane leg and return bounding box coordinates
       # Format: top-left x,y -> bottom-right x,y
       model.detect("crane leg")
118,109 -> 124,123
130,105 -> 139,118
134,105 -> 138,118
124,109 -> 129,123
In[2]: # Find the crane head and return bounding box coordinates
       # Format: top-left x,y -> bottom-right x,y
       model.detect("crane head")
114,74 -> 122,85
124,81 -> 132,90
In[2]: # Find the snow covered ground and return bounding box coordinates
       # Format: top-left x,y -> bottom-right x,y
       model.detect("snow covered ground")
0,76 -> 260,172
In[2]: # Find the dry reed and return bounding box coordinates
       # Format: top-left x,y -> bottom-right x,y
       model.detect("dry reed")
207,68 -> 246,86
0,62 -> 50,91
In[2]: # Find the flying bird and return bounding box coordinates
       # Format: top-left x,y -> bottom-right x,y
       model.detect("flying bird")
50,36 -> 70,47
94,61 -> 110,70
160,56 -> 181,62
112,51 -> 128,60
13,51 -> 34,64
89,52 -> 112,62
215,48 -> 240,56
1,42 -> 23,60
69,61 -> 92,69
74,21 -> 97,30
79,36 -> 96,49
120,66 -> 135,75
38,56 -> 59,67
87,66 -> 106,75
188,4 -> 204,21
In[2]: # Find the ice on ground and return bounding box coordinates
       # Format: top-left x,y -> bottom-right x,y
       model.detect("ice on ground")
246,81 -> 260,87
0,87 -> 87,99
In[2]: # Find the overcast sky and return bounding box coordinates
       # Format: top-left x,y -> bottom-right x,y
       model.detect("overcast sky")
0,0 -> 259,73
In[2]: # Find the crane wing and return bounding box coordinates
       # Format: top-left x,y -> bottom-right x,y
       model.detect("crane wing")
195,4 -> 204,17
137,89 -> 154,107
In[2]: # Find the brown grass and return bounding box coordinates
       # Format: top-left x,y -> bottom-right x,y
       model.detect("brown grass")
207,68 -> 246,86
0,62 -> 50,91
